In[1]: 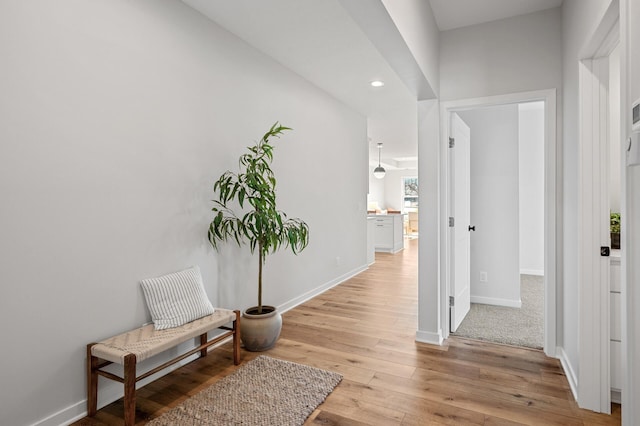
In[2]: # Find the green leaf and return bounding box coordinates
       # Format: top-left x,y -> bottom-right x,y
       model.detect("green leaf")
207,122 -> 305,307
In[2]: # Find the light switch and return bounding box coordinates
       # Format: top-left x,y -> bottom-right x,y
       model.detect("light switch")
626,132 -> 640,167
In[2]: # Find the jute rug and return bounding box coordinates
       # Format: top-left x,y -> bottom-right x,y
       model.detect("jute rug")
148,355 -> 342,426
453,275 -> 543,349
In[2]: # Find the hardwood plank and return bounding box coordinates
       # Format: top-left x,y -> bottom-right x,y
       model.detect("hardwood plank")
482,415 -> 528,426
269,338 -> 415,380
335,378 -> 486,425
73,238 -> 620,425
314,392 -> 405,425
310,411 -> 371,426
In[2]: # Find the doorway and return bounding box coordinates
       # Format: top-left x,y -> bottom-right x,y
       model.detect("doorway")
450,102 -> 546,350
440,89 -> 557,357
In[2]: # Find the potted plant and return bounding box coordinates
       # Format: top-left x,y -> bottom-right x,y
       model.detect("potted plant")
611,212 -> 621,250
208,122 -> 309,351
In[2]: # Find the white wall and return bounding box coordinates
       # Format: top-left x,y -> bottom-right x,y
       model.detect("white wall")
0,1 -> 368,425
622,0 -> 640,422
368,166 -> 385,210
610,44 -> 621,213
384,170 -> 414,212
519,102 -> 545,275
561,0 -> 616,392
417,99 -> 441,344
440,8 -> 562,101
458,105 -> 521,307
380,0 -> 440,97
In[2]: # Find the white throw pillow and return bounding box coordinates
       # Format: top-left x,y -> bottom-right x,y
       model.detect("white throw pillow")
140,266 -> 215,330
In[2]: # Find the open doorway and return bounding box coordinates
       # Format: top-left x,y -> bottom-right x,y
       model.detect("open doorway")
450,102 -> 545,349
440,89 -> 557,357
403,176 -> 419,238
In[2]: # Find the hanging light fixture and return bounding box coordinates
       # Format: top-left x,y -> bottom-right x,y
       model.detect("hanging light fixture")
373,143 -> 386,179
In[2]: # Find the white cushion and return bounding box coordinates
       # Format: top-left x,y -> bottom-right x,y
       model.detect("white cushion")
140,266 -> 215,330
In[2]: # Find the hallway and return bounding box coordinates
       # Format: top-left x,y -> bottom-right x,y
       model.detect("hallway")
78,238 -> 620,425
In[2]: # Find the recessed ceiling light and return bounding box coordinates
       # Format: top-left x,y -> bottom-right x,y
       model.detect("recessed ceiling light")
370,80 -> 385,87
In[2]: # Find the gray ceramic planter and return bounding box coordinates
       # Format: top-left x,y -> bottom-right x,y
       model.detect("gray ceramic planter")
241,305 -> 282,351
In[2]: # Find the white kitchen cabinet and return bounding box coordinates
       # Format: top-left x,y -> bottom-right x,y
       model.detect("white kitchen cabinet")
369,214 -> 404,253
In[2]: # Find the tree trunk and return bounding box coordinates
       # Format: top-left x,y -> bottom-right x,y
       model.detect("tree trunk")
258,241 -> 263,314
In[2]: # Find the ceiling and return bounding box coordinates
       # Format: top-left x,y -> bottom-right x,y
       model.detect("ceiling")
429,0 -> 563,31
181,0 -> 563,171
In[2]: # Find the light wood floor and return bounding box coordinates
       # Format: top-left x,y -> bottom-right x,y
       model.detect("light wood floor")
75,238 -> 621,425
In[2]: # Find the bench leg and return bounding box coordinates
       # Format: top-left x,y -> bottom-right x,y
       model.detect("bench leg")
123,353 -> 137,426
233,310 -> 241,365
86,344 -> 98,417
200,333 -> 208,358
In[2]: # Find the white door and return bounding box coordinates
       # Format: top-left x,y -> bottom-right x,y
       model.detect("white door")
450,113 -> 471,332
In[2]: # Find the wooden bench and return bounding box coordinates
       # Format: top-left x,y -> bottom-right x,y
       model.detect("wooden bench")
87,309 -> 240,425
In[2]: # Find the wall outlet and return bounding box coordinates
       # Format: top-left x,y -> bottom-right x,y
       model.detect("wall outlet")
480,271 -> 488,282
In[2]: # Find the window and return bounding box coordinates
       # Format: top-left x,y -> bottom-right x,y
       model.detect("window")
403,177 -> 418,212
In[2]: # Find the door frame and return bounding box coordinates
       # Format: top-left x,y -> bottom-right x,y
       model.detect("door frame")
440,89 -> 557,357
576,0 -> 620,413
577,56 -> 612,413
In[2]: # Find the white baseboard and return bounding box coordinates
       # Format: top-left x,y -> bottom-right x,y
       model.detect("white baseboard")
557,346 -> 579,402
278,264 -> 368,314
520,269 -> 544,276
29,400 -> 86,426
415,329 -> 444,346
31,362 -> 184,426
470,295 -> 522,308
32,344 -> 211,426
33,264 -> 370,426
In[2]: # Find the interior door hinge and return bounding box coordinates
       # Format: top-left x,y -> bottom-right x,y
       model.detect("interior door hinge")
449,296 -> 455,307
449,137 -> 455,148
449,217 -> 454,227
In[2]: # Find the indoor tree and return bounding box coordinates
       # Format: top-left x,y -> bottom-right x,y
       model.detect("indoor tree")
207,122 -> 309,315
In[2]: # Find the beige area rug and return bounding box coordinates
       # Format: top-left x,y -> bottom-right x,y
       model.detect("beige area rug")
148,355 -> 342,426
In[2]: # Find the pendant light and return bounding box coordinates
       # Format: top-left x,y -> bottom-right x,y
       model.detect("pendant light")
373,143 -> 386,179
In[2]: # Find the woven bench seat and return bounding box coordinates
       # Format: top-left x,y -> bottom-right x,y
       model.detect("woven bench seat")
87,309 -> 240,426
91,309 -> 238,364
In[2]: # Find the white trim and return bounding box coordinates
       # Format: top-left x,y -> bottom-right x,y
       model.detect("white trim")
415,330 -> 444,346
32,332 -> 236,426
440,103 -> 450,344
520,269 -> 544,276
470,296 -> 522,308
575,1 -> 621,411
278,264 -> 368,313
545,90 -> 558,359
29,400 -> 86,426
439,89 -> 557,360
578,58 -> 610,412
557,346 -> 579,402
620,1 -> 635,424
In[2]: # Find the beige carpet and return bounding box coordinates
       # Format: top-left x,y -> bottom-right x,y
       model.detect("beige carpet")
148,355 -> 342,426
453,275 -> 544,349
